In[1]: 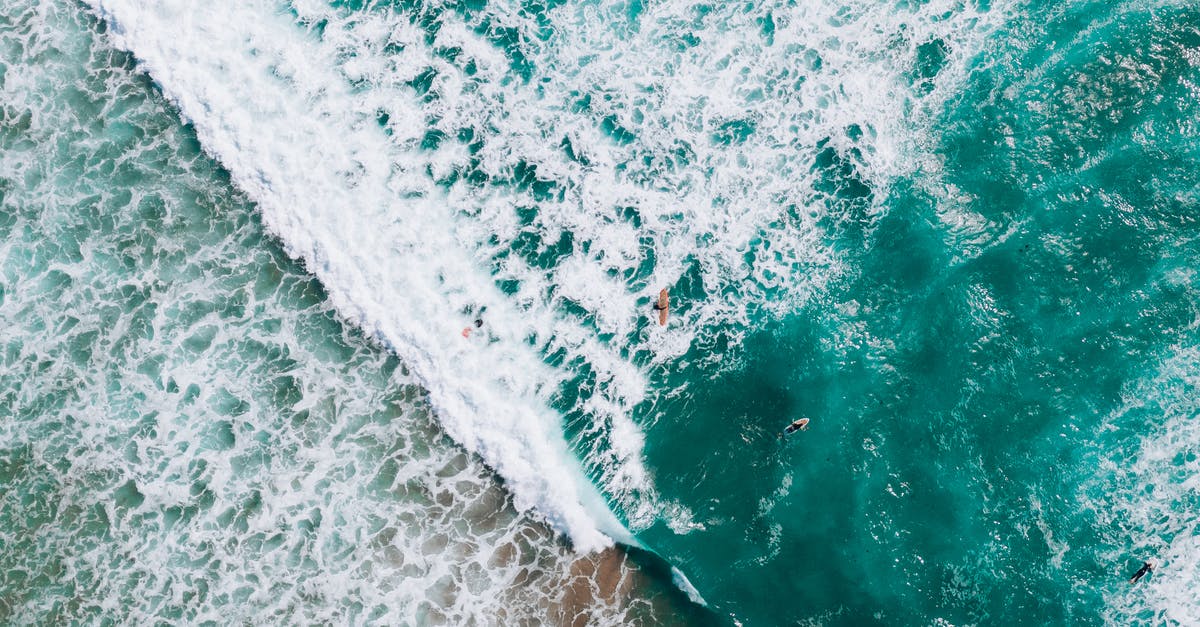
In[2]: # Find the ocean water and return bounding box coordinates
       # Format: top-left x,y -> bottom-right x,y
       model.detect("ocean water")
3,0 -> 1200,624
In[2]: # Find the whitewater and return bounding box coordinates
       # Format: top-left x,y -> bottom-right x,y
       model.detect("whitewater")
79,0 -> 997,544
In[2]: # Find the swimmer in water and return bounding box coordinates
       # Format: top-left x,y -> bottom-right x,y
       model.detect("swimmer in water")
461,311 -> 484,338
1129,560 -> 1154,584
781,418 -> 810,437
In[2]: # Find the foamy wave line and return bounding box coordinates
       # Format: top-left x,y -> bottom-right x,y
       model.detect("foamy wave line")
84,0 -> 635,552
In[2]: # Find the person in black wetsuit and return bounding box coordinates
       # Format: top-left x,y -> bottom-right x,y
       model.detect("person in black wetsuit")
1129,560 -> 1154,584
781,418 -> 810,437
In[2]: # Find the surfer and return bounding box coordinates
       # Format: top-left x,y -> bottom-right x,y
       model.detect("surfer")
461,308 -> 485,338
462,317 -> 483,337
1129,560 -> 1154,584
781,418 -> 810,437
653,288 -> 669,326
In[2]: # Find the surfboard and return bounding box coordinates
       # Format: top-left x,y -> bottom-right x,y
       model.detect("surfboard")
783,418 -> 809,435
657,288 -> 669,326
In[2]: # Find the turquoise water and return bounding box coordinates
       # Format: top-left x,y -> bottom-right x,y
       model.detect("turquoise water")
637,3 -> 1200,624
5,0 -> 1200,624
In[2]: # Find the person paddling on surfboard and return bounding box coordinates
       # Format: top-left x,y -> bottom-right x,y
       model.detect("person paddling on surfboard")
461,306 -> 485,338
652,288 -> 669,326
781,417 -> 810,437
1129,560 -> 1155,584
461,316 -> 483,338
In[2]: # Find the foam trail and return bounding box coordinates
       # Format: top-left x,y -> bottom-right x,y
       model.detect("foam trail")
84,0 -> 626,551
670,566 -> 708,607
1088,346 -> 1200,625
